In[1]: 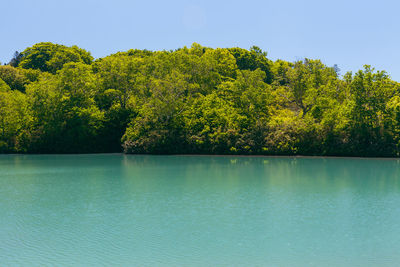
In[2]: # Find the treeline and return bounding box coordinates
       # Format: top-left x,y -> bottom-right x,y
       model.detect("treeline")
1,42 -> 400,156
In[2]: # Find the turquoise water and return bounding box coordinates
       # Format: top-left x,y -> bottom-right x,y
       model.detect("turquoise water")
1,155 -> 400,266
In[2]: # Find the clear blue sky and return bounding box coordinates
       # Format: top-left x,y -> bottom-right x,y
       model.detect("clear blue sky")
2,0 -> 400,80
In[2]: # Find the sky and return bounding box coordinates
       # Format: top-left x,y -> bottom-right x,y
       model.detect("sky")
1,0 -> 400,80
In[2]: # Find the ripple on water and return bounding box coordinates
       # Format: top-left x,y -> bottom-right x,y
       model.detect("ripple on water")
1,155 -> 400,266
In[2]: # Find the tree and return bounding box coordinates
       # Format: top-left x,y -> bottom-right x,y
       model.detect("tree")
122,71 -> 193,153
0,78 -> 10,92
19,42 -> 93,74
8,51 -> 23,67
0,65 -> 27,92
0,88 -> 31,152
182,93 -> 246,154
346,66 -> 398,156
26,62 -> 104,153
228,46 -> 273,83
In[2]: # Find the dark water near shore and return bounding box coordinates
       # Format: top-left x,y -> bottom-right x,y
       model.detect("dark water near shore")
1,155 -> 400,266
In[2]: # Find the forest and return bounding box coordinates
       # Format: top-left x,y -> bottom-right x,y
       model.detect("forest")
1,42 -> 400,156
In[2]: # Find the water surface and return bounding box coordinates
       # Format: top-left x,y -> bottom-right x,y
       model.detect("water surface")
1,155 -> 400,266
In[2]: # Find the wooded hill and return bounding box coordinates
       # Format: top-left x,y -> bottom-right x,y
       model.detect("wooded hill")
1,42 -> 399,156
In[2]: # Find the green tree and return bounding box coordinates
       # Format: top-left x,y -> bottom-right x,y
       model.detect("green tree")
0,78 -> 11,92
0,88 -> 31,152
122,71 -> 194,153
0,65 -> 28,92
228,46 -> 273,83
27,62 -> 104,152
182,93 -> 246,154
347,66 -> 398,156
19,42 -> 93,74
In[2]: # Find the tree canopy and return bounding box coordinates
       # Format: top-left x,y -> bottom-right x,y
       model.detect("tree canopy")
16,42 -> 93,74
1,42 -> 400,156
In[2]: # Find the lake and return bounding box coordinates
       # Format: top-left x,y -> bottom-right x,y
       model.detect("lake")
1,155 -> 400,266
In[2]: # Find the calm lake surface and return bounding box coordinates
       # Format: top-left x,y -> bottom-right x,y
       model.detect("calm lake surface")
1,155 -> 400,266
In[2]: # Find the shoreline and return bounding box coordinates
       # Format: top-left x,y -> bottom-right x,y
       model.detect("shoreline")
1,153 -> 400,160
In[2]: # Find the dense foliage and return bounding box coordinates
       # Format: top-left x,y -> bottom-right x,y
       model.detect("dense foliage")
1,42 -> 400,156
